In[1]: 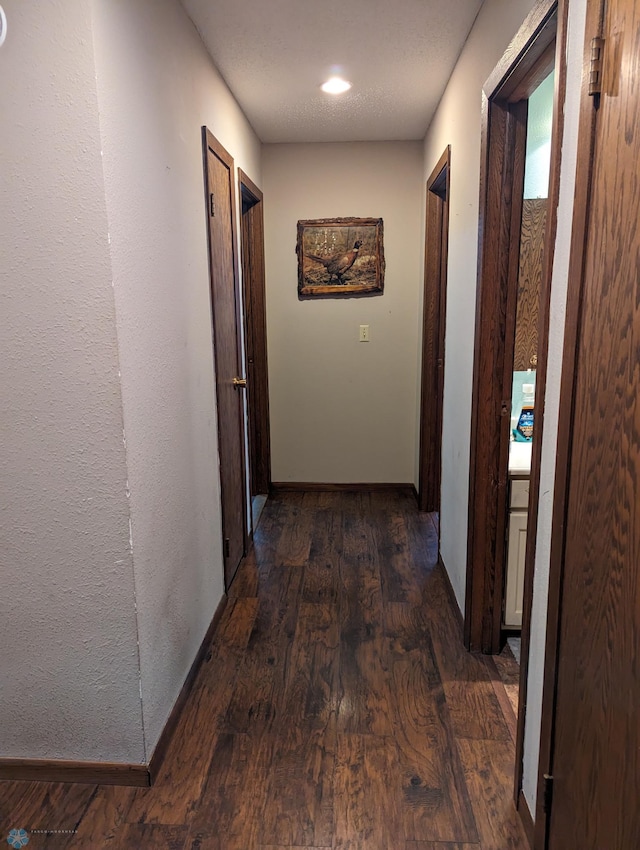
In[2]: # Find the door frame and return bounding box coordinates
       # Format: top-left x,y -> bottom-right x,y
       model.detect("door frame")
418,146 -> 450,514
464,0 -> 570,833
533,0 -> 604,844
202,127 -> 249,588
513,0 -> 570,819
238,169 -> 271,499
465,0 -> 563,654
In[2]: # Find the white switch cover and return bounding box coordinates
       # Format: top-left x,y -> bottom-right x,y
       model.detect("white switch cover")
359,324 -> 370,342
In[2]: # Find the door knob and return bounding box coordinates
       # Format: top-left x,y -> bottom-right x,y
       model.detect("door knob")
232,377 -> 247,389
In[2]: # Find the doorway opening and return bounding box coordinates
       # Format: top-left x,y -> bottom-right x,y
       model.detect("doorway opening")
238,170 -> 271,532
463,0 -> 568,833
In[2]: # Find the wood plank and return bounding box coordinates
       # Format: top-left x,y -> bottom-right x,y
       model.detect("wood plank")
259,601 -> 338,846
0,781 -> 96,835
274,494 -> 312,566
483,653 -> 519,742
187,733 -> 264,849
126,599 -> 258,826
251,494 -> 288,569
404,506 -> 440,576
63,785 -> 139,847
333,733 -> 404,850
336,632 -> 392,736
406,844 -> 480,849
363,735 -> 404,849
375,511 -> 424,605
283,602 -> 339,728
302,510 -> 340,604
259,724 -> 336,847
337,514 -> 392,736
227,548 -> 260,599
456,738 -> 529,849
387,630 -> 478,844
333,734 -> 370,850
426,567 -> 509,742
109,824 -> 187,848
221,566 -> 303,734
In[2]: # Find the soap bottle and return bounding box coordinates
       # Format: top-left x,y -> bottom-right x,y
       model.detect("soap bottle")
514,383 -> 535,442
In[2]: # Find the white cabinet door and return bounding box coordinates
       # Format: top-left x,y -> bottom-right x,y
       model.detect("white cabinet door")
504,511 -> 528,627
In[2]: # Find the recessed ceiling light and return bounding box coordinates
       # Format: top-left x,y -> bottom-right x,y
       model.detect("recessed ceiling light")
321,77 -> 351,95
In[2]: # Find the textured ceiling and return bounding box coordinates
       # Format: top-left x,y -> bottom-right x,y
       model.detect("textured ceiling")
181,0 -> 484,143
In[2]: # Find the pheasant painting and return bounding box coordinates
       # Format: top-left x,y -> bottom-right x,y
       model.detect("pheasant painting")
307,239 -> 363,283
297,217 -> 385,298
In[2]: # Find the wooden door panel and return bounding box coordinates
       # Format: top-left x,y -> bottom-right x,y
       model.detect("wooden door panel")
419,147 -> 449,514
514,198 -> 546,371
547,1 -> 640,846
204,131 -> 247,588
239,171 -> 271,499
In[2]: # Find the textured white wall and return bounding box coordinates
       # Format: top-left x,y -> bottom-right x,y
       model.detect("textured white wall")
421,0 -> 539,610
522,0 -> 588,814
91,0 -> 262,755
0,0 -> 143,761
263,142 -> 423,484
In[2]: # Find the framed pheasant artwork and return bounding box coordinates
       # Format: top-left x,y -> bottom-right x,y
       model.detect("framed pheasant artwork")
296,217 -> 385,298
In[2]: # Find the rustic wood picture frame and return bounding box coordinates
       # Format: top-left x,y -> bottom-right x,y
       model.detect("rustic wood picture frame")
296,217 -> 385,298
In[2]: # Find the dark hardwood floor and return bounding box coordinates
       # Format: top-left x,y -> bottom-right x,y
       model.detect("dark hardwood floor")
0,491 -> 528,849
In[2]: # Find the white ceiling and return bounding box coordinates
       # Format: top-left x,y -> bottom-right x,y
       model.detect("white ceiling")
181,0 -> 484,143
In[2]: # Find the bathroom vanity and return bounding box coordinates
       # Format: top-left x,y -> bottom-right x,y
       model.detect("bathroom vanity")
504,441 -> 532,628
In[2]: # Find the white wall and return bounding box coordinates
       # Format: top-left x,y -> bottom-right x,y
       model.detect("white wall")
0,0 -> 261,765
522,0 -> 588,813
263,142 -> 424,484
0,0 -> 143,761
90,0 -> 262,755
422,0 -> 539,609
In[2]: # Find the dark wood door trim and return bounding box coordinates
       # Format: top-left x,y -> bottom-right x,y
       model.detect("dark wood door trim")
238,169 -> 271,499
465,94 -> 528,653
202,127 -> 249,588
465,0 -> 559,654
533,0 -> 605,845
419,145 -> 450,513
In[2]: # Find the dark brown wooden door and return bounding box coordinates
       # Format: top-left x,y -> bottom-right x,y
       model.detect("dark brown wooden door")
239,170 -> 271,498
419,146 -> 450,513
203,129 -> 247,589
546,1 -> 640,846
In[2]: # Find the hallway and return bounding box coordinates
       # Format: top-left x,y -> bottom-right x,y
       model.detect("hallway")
0,491 -> 528,848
